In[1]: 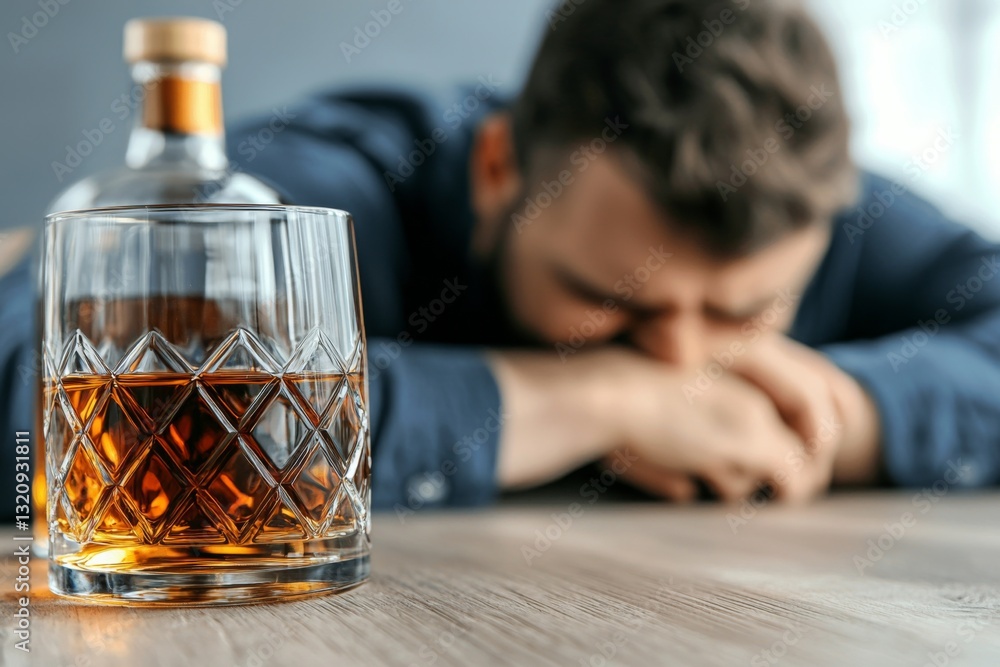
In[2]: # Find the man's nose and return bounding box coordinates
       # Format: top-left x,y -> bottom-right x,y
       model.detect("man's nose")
632,312 -> 705,368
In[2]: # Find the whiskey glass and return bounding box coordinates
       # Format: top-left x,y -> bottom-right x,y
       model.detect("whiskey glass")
42,204 -> 370,605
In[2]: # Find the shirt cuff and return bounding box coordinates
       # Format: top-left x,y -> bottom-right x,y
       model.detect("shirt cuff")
368,342 -> 503,510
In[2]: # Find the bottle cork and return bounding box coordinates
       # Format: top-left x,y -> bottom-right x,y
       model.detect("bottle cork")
124,17 -> 227,67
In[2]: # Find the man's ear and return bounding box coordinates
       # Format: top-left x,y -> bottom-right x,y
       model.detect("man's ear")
470,113 -> 521,259
0,228 -> 35,277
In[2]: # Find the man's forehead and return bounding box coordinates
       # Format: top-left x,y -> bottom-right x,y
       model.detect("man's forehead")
553,156 -> 674,260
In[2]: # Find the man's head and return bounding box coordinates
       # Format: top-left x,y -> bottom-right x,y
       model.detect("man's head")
470,0 -> 857,368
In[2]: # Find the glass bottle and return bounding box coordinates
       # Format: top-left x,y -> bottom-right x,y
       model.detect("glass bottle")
48,16 -> 283,211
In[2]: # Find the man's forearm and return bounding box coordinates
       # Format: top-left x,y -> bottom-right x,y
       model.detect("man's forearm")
828,367 -> 882,485
488,350 -> 620,489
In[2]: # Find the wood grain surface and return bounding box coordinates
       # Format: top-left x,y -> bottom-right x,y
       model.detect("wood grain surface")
2,491 -> 999,667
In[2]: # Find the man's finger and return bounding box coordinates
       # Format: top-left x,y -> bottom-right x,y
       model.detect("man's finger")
701,467 -> 764,504
733,337 -> 831,445
619,463 -> 699,502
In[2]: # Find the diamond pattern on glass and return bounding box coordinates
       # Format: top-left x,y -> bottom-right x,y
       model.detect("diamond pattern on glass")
119,375 -> 190,434
201,328 -> 280,374
206,373 -> 279,430
205,438 -> 274,539
42,370 -> 57,440
346,429 -> 371,528
325,381 -> 366,463
122,447 -> 187,535
59,330 -> 110,377
52,492 -> 72,539
87,387 -> 145,479
91,490 -> 141,544
162,493 -> 228,545
285,329 -> 342,373
62,440 -> 108,538
325,485 -> 360,537
60,374 -> 110,431
286,372 -> 346,428
246,385 -> 311,472
285,329 -> 349,424
47,328 -> 369,546
345,334 -> 364,374
288,438 -> 342,534
46,396 -> 77,477
251,491 -> 308,543
115,330 -> 191,375
159,384 -> 234,475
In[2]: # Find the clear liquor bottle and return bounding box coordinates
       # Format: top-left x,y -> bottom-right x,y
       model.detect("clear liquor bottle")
48,17 -> 283,211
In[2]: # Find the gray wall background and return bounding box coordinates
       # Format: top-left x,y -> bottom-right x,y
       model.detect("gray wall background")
2,1 -> 997,234
1,0 -> 551,229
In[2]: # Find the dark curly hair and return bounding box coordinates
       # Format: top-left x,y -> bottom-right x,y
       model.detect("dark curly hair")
511,0 -> 857,256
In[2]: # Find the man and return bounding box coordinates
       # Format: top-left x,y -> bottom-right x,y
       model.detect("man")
2,0 -> 999,517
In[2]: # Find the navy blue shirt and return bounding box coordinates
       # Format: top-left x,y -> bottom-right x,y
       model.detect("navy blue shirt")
2,84 -> 999,519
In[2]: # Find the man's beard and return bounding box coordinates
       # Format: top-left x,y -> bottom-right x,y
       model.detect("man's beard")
482,199 -> 636,351
479,199 -> 552,348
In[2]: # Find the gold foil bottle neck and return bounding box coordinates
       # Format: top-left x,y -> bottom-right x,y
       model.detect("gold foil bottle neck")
142,77 -> 223,135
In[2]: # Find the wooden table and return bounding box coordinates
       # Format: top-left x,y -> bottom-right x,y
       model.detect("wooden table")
2,492 -> 999,666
